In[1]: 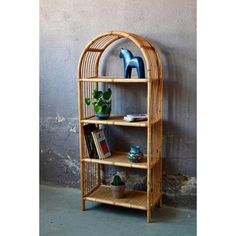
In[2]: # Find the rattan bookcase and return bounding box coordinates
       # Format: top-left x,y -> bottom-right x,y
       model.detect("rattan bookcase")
77,31 -> 163,223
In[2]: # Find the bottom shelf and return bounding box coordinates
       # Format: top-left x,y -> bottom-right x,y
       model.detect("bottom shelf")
84,185 -> 147,210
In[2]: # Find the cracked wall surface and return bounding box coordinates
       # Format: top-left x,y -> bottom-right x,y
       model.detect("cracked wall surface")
40,0 -> 196,208
40,117 -> 80,187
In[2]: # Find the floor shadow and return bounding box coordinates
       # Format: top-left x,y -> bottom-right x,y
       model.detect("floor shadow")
85,202 -> 146,220
151,206 -> 177,223
86,202 -> 179,223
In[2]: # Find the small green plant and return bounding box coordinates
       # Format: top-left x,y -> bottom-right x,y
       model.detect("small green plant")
111,175 -> 125,186
85,88 -> 112,117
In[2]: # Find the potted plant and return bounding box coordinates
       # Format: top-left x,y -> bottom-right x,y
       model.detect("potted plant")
85,88 -> 112,119
111,174 -> 125,199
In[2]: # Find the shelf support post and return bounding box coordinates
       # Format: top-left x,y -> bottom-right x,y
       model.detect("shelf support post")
78,61 -> 85,210
147,80 -> 152,223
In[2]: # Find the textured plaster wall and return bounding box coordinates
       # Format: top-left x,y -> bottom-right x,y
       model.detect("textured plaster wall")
40,0 -> 196,208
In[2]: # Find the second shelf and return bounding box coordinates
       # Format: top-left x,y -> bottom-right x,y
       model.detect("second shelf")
81,115 -> 148,127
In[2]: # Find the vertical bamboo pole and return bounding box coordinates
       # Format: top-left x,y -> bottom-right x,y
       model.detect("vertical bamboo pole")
95,76 -> 100,188
147,80 -> 152,223
158,72 -> 163,208
78,78 -> 85,210
78,49 -> 87,210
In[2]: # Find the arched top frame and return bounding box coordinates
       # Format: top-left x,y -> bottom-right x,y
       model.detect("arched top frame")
78,31 -> 162,80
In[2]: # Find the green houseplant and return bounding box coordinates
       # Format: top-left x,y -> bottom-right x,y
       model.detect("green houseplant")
85,88 -> 112,119
111,174 -> 125,199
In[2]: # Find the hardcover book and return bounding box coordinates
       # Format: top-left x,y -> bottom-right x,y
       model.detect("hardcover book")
83,124 -> 99,159
92,129 -> 111,159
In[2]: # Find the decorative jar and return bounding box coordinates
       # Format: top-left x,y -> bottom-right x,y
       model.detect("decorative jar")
128,145 -> 143,163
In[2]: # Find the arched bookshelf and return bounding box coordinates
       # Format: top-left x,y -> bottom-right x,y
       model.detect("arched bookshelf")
77,31 -> 163,223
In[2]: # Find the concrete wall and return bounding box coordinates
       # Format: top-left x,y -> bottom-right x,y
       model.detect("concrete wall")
40,0 -> 196,208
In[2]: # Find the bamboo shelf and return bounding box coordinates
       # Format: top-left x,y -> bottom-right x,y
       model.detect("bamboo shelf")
79,76 -> 156,83
81,115 -> 148,127
85,185 -> 147,210
77,31 -> 163,223
83,152 -> 161,169
83,152 -> 147,169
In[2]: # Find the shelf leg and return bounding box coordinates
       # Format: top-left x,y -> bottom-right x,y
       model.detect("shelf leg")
147,209 -> 152,223
81,198 -> 85,211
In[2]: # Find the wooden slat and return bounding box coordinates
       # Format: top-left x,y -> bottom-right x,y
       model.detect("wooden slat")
84,185 -> 147,210
87,48 -> 104,52
140,45 -> 153,50
79,77 -> 159,83
83,152 -> 160,169
83,152 -> 148,169
79,77 -> 150,83
81,115 -> 148,127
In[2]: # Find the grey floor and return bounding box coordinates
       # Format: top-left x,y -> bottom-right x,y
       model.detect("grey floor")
40,185 -> 196,236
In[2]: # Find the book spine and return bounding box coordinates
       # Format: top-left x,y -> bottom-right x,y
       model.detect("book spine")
88,133 -> 99,159
84,135 -> 92,158
92,132 -> 103,159
91,137 -> 99,159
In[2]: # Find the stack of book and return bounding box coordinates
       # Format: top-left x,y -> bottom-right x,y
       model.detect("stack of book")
123,114 -> 147,122
83,124 -> 111,159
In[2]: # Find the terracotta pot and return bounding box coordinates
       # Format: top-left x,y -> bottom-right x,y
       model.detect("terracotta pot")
111,184 -> 125,199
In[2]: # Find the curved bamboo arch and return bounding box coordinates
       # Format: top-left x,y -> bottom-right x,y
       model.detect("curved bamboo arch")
78,31 -> 162,79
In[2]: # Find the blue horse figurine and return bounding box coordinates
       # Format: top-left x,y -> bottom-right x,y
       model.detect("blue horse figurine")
119,48 -> 145,78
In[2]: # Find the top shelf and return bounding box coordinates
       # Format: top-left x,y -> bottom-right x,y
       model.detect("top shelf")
79,76 -> 158,83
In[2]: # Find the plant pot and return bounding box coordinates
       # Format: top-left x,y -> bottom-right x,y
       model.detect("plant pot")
95,112 -> 110,119
95,102 -> 111,119
111,184 -> 125,199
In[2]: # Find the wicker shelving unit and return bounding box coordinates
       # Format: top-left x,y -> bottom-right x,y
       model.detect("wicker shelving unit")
77,31 -> 163,223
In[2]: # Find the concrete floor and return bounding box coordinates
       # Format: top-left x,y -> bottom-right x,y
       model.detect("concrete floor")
40,185 -> 196,236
